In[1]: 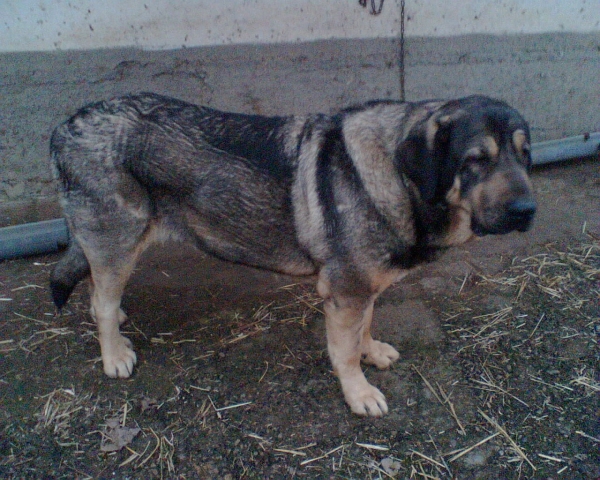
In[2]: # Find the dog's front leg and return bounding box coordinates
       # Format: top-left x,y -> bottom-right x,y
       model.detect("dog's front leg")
360,301 -> 400,369
318,275 -> 388,416
323,295 -> 388,416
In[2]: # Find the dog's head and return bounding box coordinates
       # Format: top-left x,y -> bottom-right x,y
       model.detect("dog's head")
398,95 -> 536,245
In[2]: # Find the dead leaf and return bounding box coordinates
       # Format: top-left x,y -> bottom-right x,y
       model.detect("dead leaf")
100,417 -> 140,452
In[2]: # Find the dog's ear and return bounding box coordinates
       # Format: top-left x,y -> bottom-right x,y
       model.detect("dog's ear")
397,106 -> 465,205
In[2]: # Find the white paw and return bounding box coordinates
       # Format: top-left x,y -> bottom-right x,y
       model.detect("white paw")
345,382 -> 388,417
361,339 -> 400,369
101,334 -> 137,378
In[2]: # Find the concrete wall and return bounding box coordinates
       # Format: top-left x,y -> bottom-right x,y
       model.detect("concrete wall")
2,0 -> 598,51
1,1 -> 599,224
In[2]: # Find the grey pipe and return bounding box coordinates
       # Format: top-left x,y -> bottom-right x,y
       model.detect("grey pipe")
0,218 -> 69,260
0,133 -> 599,260
531,132 -> 600,165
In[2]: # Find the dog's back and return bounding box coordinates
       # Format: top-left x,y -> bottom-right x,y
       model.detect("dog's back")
50,93 -> 317,310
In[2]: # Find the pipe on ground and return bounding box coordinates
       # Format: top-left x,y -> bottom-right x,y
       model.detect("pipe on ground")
0,218 -> 69,260
531,132 -> 600,166
0,133 -> 598,260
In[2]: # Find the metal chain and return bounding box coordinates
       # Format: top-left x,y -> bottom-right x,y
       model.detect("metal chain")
359,0 -> 385,16
358,0 -> 406,100
399,0 -> 406,101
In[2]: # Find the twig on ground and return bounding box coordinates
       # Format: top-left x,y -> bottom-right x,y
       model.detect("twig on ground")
478,409 -> 536,471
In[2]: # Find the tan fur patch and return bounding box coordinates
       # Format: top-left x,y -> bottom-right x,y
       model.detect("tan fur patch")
442,208 -> 473,246
483,136 -> 499,158
439,176 -> 474,246
513,129 -> 527,153
282,115 -> 310,159
425,115 -> 440,150
445,176 -> 462,206
464,146 -> 484,163
368,269 -> 403,295
427,109 -> 466,150
292,123 -> 329,260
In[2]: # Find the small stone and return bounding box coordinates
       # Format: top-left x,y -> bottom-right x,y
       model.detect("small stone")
4,182 -> 25,199
463,451 -> 486,466
381,457 -> 401,476
419,276 -> 447,292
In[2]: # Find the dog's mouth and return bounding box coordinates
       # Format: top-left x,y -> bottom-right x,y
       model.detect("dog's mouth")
472,198 -> 536,236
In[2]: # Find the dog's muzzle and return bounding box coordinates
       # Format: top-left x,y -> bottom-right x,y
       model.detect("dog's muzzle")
472,197 -> 536,236
507,198 -> 537,231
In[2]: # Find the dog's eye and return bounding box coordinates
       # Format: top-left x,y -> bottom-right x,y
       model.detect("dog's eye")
464,151 -> 486,164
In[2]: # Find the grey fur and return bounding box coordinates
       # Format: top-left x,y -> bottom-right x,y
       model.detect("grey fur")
50,92 -> 535,416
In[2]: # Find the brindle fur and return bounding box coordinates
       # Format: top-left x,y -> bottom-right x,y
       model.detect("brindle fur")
50,93 -> 536,416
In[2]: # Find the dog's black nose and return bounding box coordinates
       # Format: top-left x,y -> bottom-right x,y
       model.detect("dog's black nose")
507,198 -> 536,231
507,198 -> 536,216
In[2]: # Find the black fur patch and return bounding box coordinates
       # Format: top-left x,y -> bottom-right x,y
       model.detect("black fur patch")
50,240 -> 91,309
315,117 -> 365,252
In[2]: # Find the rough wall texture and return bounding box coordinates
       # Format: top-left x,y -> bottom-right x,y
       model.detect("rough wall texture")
1,33 -> 599,224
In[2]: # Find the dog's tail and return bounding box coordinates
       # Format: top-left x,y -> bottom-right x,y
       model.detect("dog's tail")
50,237 -> 90,310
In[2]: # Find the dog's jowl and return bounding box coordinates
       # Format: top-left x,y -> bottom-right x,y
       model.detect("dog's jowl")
50,93 -> 535,416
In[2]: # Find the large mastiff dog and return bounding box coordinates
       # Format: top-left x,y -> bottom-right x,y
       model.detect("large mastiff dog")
50,93 -> 535,416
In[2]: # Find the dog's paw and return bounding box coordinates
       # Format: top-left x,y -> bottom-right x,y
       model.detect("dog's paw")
361,339 -> 400,369
345,382 -> 388,417
101,334 -> 137,378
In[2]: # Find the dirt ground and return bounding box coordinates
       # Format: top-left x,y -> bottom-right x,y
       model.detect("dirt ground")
1,158 -> 599,479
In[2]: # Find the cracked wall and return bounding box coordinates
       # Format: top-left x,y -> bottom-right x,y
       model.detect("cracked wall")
1,34 -> 599,224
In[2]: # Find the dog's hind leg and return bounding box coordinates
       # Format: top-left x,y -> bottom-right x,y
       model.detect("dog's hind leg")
89,282 -> 128,326
89,259 -> 137,378
68,174 -> 155,378
50,237 -> 91,310
83,227 -> 153,379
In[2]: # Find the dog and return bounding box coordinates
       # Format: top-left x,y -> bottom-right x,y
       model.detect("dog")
50,93 -> 536,416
